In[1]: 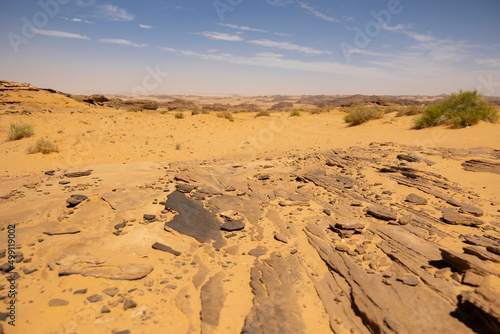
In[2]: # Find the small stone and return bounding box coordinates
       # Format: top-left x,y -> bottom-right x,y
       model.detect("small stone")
398,214 -> 413,225
366,205 -> 397,221
144,278 -> 154,287
323,209 -> 331,216
221,220 -> 245,231
176,184 -> 196,193
64,170 -> 92,178
335,245 -> 350,252
115,331 -> 131,334
434,268 -> 451,279
87,294 -> 103,303
66,194 -> 88,207
152,242 -> 181,256
405,193 -> 428,205
462,270 -> 486,287
59,181 -> 70,185
102,288 -> 119,297
274,233 -> 288,243
334,219 -> 365,230
114,222 -> 126,230
74,289 -> 87,294
49,299 -> 69,307
143,214 -> 156,221
101,305 -> 111,313
350,200 -> 362,206
397,274 -> 419,286
23,267 -> 37,275
123,299 -> 137,310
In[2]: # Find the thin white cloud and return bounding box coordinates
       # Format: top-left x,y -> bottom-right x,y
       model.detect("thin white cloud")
96,4 -> 134,22
62,17 -> 94,24
248,39 -> 331,55
98,38 -> 146,48
194,31 -> 243,41
160,46 -> 393,80
403,30 -> 435,42
256,52 -> 284,58
217,23 -> 267,33
475,58 -> 500,68
265,0 -> 294,6
344,48 -> 385,57
381,23 -> 406,32
297,2 -> 339,23
32,28 -> 90,40
139,24 -> 153,29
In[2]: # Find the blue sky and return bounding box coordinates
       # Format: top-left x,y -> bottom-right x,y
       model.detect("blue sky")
1,0 -> 500,96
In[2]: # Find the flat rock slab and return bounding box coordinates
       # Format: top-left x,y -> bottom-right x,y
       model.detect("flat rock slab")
405,193 -> 428,205
43,223 -> 81,236
64,170 -> 92,178
334,219 -> 366,230
221,220 -> 245,231
366,205 -> 397,221
66,194 -> 88,207
457,288 -> 500,333
462,159 -> 500,174
49,299 -> 69,307
442,209 -> 484,226
164,190 -> 226,248
279,200 -> 310,206
152,242 -> 181,256
59,260 -> 153,280
459,204 -> 484,217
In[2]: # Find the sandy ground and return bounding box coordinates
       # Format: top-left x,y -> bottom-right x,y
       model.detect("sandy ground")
1,89 -> 499,179
0,88 -> 499,334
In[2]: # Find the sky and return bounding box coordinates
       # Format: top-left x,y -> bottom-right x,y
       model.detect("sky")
1,0 -> 500,96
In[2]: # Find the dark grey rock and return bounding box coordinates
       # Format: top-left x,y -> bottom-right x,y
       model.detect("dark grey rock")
152,242 -> 181,256
221,220 -> 245,231
87,294 -> 103,303
405,193 -> 428,205
123,299 -> 137,310
49,299 -> 69,306
66,194 -> 88,207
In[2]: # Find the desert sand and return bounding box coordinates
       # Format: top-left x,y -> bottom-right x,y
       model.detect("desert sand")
0,82 -> 499,334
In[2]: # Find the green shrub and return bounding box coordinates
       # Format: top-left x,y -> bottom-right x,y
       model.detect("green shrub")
290,110 -> 301,117
8,122 -> 34,141
396,105 -> 423,117
344,108 -> 383,126
255,111 -> 271,118
27,138 -> 59,154
414,90 -> 498,128
174,112 -> 184,119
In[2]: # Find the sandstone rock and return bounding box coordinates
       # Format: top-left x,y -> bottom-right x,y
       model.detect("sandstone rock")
459,204 -> 484,217
398,214 -> 413,225
366,205 -> 397,221
102,287 -> 119,297
201,272 -> 225,328
220,220 -> 245,231
457,288 -> 500,333
64,170 -> 92,178
101,306 -> 111,313
66,194 -> 88,207
440,248 -> 499,276
59,257 -> 153,280
462,270 -> 486,287
279,200 -> 310,206
87,294 -> 103,303
442,209 -> 484,226
397,274 -> 420,286
405,193 -> 428,205
274,232 -> 288,243
123,299 -> 137,310
43,223 -> 81,236
334,219 -> 365,230
49,299 -> 69,307
152,242 -> 181,256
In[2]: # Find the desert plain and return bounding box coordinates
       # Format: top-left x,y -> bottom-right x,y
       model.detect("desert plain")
0,80 -> 500,334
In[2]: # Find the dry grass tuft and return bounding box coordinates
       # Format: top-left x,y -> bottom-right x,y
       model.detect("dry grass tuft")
217,111 -> 234,121
255,111 -> 271,118
8,122 -> 34,141
27,138 -> 59,154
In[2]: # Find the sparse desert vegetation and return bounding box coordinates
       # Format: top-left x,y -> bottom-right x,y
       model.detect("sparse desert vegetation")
344,108 -> 383,126
396,105 -> 424,117
414,90 -> 499,128
174,112 -> 185,119
27,138 -> 59,154
290,110 -> 301,117
255,111 -> 271,118
7,121 -> 34,141
217,111 -> 234,121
